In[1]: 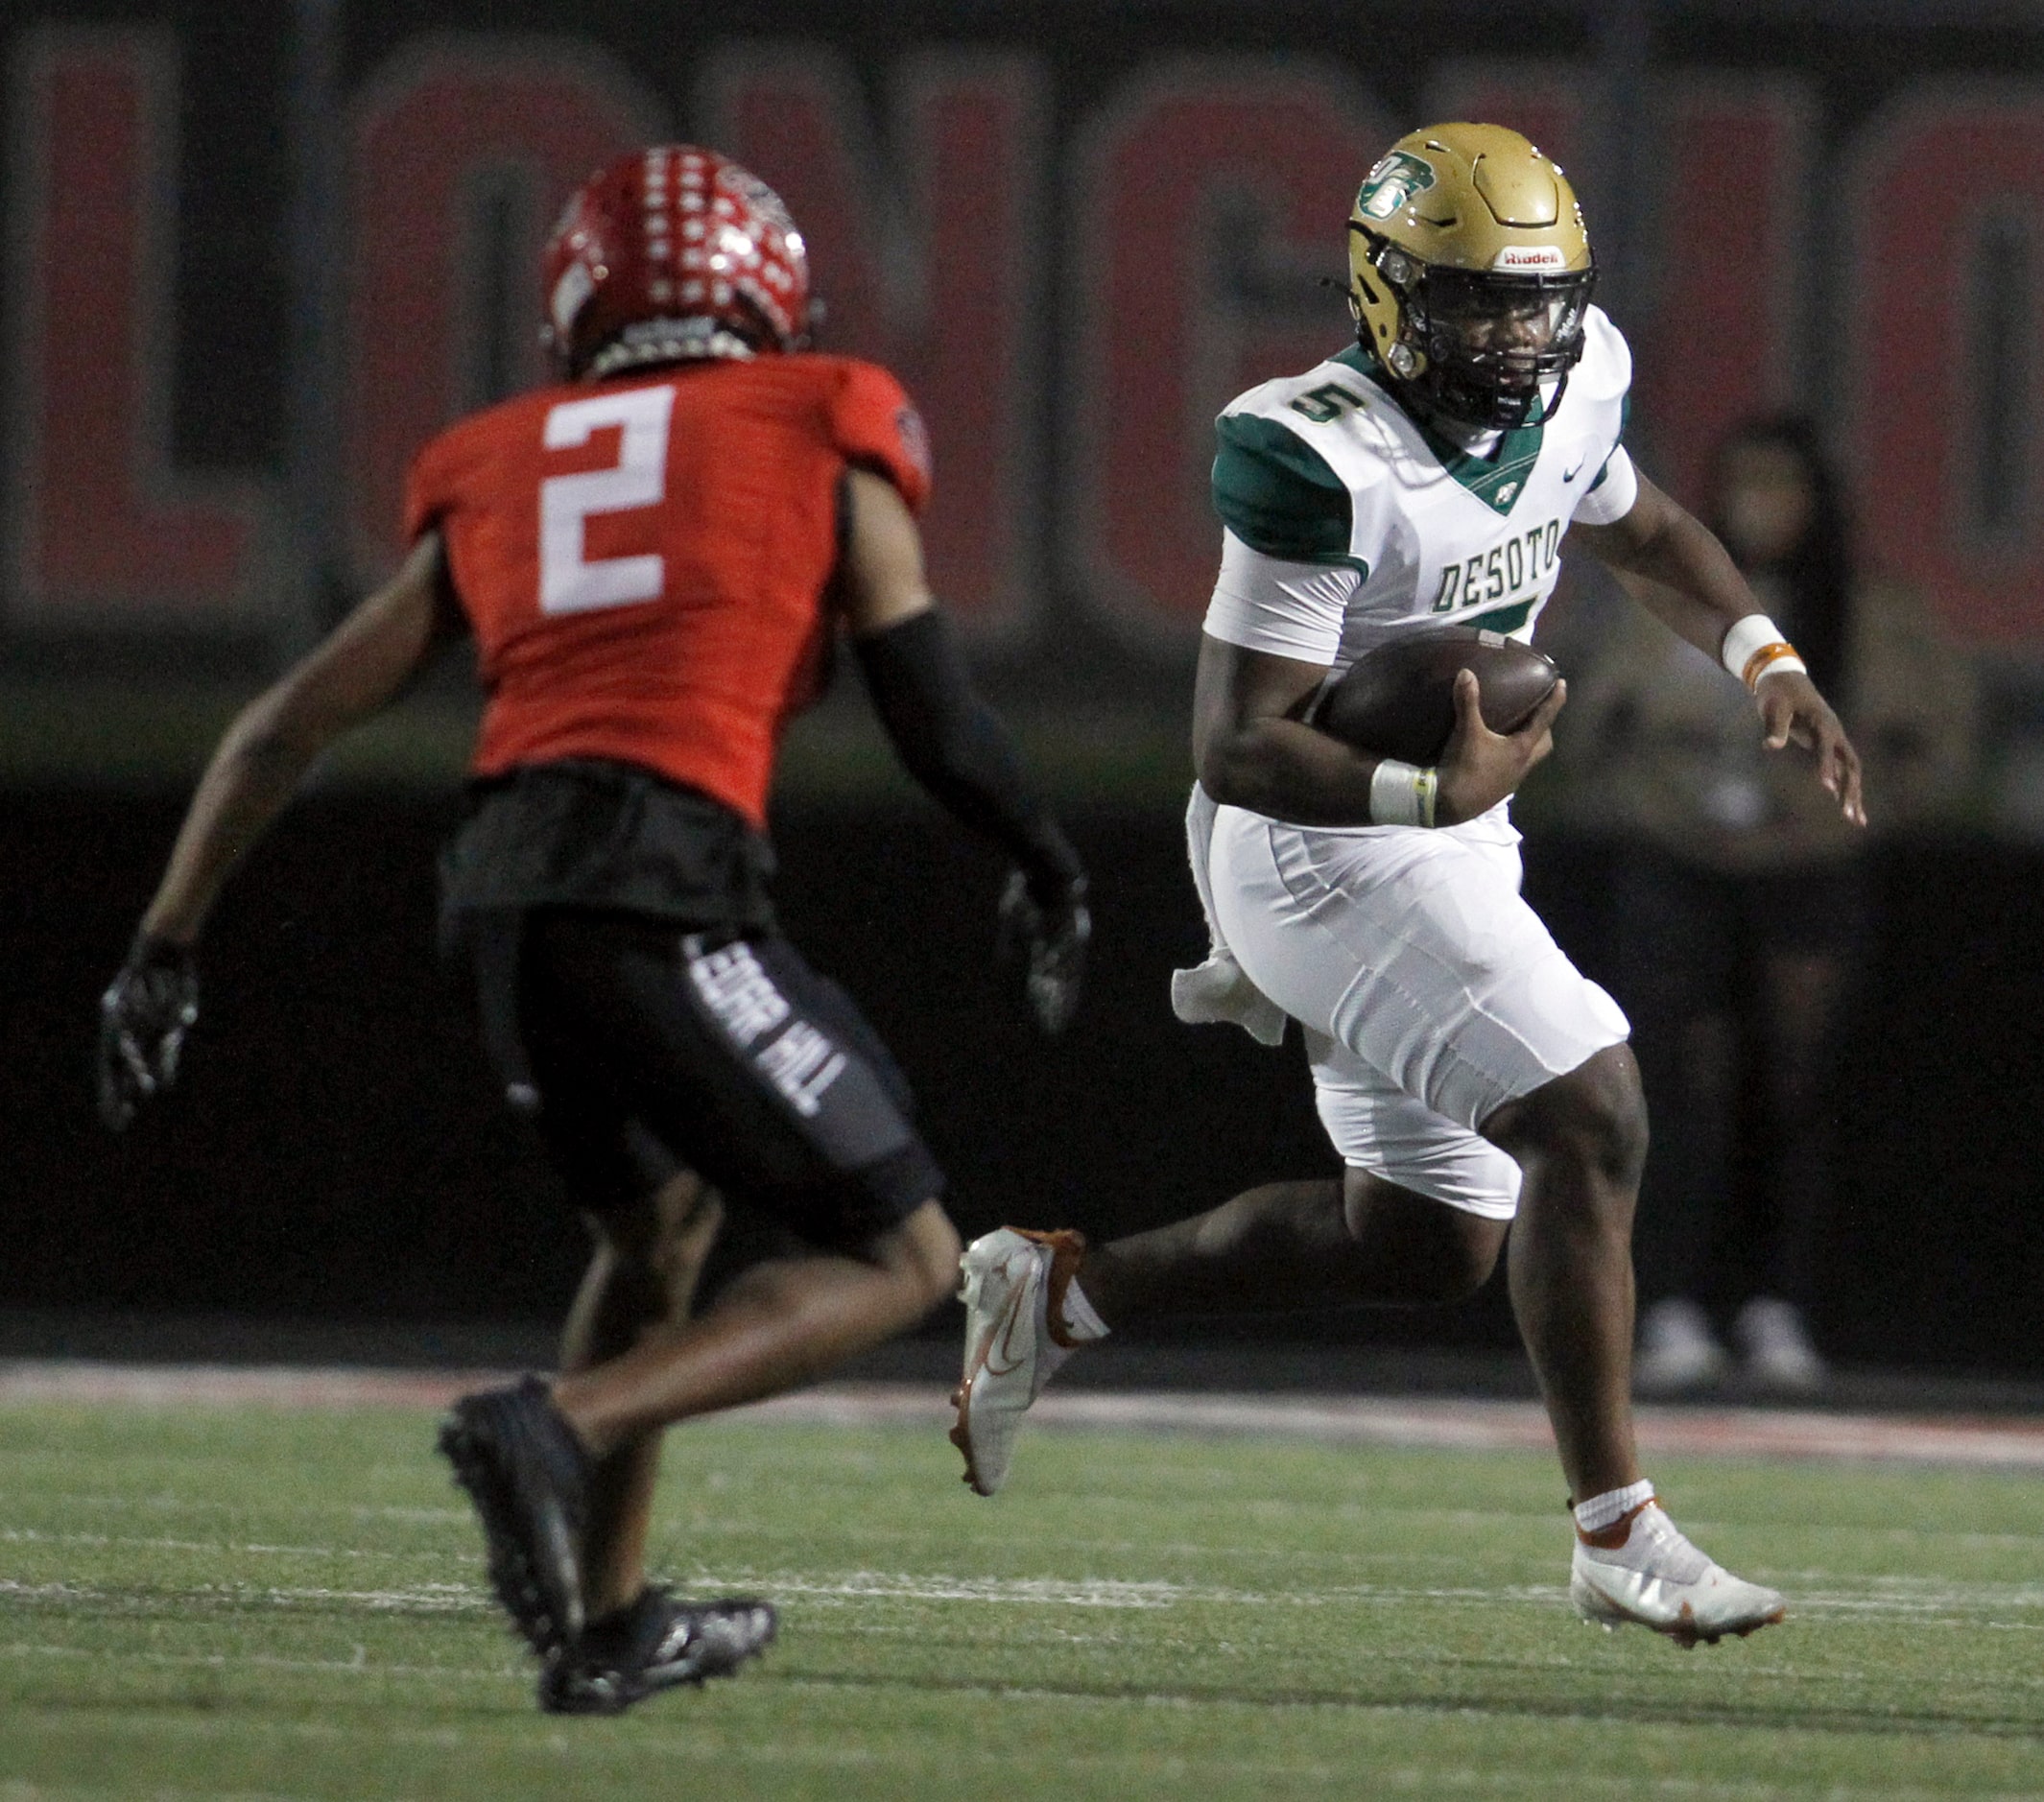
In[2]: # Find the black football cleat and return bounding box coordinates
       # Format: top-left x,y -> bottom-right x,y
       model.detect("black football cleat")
437,1375 -> 592,1655
537,1587 -> 778,1716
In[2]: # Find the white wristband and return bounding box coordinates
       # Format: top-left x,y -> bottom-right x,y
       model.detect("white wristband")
1369,759 -> 1438,828
1721,614 -> 1807,690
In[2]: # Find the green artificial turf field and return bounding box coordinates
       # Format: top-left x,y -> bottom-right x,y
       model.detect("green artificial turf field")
2,1401 -> 2041,1801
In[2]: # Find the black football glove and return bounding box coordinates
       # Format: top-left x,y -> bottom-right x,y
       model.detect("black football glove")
98,934 -> 199,1132
998,868 -> 1090,1036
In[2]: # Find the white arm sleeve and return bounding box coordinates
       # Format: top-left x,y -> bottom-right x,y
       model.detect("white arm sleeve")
1201,530 -> 1362,665
1572,443 -> 1640,526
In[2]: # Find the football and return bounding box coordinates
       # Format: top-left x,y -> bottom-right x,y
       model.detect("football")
1313,628 -> 1559,765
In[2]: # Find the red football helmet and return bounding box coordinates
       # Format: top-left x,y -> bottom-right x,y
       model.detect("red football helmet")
540,145 -> 813,378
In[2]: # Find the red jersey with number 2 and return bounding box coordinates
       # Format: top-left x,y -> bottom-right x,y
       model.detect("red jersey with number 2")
403,355 -> 932,830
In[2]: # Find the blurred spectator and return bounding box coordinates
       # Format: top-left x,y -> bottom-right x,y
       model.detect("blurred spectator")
1562,416 -> 1977,1393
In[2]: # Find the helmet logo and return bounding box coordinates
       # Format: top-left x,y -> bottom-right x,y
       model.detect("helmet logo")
1493,245 -> 1568,272
1357,152 -> 1438,222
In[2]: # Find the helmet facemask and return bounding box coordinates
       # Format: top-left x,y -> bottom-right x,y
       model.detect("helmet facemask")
1355,226 -> 1596,430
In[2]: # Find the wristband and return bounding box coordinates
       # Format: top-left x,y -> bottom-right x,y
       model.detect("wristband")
1369,759 -> 1438,828
1721,614 -> 1808,691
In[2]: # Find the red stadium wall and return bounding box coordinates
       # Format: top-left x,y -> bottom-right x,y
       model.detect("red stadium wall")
7,9 -> 2044,653
6,29 -> 272,627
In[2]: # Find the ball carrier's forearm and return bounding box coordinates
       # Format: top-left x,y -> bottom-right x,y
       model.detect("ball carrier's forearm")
1567,469 -> 1866,823
1194,713 -> 1387,828
1192,634 -> 1566,830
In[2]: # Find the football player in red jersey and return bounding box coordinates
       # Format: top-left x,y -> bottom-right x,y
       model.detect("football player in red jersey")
97,146 -> 1089,1714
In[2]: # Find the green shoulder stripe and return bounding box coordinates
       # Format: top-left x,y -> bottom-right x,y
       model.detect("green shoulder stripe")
1211,413 -> 1359,566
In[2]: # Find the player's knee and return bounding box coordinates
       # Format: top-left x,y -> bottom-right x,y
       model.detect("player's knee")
1489,1044 -> 1648,1186
1560,1046 -> 1649,1183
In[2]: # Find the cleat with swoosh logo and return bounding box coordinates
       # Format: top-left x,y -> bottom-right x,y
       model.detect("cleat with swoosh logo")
1569,1496 -> 1786,1646
950,1226 -> 1091,1496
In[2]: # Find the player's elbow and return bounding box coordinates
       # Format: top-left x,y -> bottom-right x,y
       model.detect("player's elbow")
1196,725 -> 1281,814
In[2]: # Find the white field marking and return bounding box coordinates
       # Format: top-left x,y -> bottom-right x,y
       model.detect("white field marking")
1789,1577 -> 2044,1619
10,1554 -> 2044,1630
6,1362 -> 2044,1470
0,1577 -> 487,1614
754,1571 -> 2044,1624
0,1569 -> 1545,1617
0,1527 -> 457,1562
0,1639 -> 514,1683
680,1569 -> 1561,1610
0,1492 -> 467,1527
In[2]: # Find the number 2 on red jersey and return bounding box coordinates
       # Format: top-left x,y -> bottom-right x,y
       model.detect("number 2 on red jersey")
538,385 -> 676,615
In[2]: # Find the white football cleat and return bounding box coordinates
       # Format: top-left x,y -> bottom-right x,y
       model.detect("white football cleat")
1570,1497 -> 1786,1647
950,1226 -> 1090,1496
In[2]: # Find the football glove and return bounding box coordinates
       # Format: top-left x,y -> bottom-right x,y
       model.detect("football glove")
998,868 -> 1090,1036
98,934 -> 199,1132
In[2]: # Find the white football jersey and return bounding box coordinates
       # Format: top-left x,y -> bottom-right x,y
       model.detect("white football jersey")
1203,305 -> 1637,673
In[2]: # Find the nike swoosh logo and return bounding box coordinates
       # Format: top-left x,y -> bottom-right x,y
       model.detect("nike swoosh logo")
1563,459 -> 1586,482
983,1277 -> 1033,1379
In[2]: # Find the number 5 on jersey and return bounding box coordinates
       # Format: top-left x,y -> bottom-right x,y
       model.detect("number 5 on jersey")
539,385 -> 676,615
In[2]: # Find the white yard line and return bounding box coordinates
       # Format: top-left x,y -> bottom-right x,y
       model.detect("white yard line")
3,1361 -> 2042,1469
7,1567 -> 2044,1624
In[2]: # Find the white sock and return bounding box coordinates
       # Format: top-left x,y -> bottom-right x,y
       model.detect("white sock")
1573,1478 -> 1655,1535
1057,1275 -> 1109,1342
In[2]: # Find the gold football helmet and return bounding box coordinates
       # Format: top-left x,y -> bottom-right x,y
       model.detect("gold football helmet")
1346,123 -> 1595,429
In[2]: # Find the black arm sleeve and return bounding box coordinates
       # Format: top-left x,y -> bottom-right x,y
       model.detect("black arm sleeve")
852,608 -> 1082,895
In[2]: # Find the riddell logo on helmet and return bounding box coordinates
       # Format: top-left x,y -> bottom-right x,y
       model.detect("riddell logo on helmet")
1493,245 -> 1569,272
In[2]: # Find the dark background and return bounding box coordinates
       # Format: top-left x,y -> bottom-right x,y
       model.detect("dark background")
12,790 -> 2038,1373
5,0 -> 2043,1373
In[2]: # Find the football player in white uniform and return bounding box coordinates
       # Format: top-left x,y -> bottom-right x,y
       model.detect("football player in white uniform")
953,125 -> 1864,1645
